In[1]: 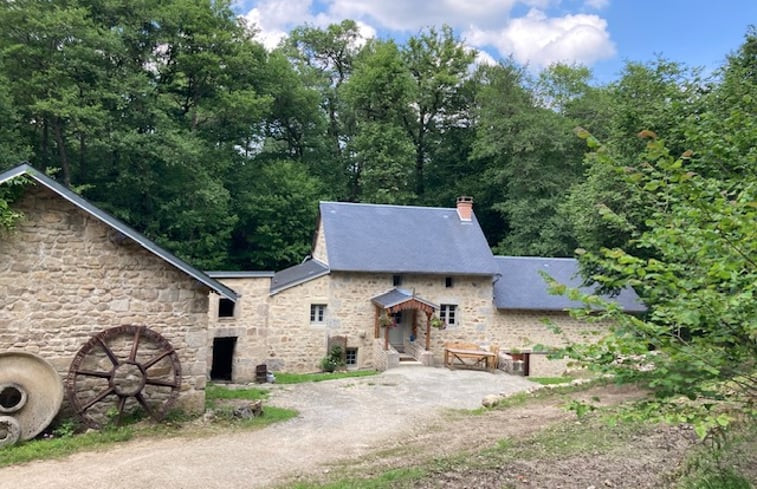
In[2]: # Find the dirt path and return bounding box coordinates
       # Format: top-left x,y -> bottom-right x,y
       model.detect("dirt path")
0,367 -> 536,489
0,368 -> 657,489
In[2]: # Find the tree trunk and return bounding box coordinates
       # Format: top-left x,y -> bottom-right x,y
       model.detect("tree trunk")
53,119 -> 71,187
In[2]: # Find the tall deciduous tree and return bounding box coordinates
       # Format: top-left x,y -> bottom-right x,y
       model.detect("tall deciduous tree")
553,135 -> 756,439
473,63 -> 585,255
401,25 -> 475,197
284,20 -> 364,198
344,40 -> 415,203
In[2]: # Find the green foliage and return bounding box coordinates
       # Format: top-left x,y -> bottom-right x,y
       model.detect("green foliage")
320,345 -> 346,373
228,159 -> 323,270
554,134 -> 756,439
677,422 -> 756,489
0,175 -> 29,231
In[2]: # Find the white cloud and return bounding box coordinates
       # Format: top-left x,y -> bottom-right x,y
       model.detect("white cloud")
584,0 -> 609,9
328,0 -> 521,31
474,49 -> 498,67
466,9 -> 615,69
240,1 -> 616,69
242,0 -> 377,50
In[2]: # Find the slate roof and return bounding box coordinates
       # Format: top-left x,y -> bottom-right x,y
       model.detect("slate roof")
370,288 -> 438,310
270,259 -> 329,294
318,202 -> 497,276
0,163 -> 238,301
493,256 -> 646,312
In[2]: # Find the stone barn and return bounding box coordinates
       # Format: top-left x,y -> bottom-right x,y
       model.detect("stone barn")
0,164 -> 238,416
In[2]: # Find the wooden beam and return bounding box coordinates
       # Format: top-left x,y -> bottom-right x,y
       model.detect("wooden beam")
374,306 -> 380,339
385,321 -> 389,351
425,311 -> 431,351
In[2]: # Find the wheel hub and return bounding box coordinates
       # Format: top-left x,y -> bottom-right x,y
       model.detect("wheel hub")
111,362 -> 146,397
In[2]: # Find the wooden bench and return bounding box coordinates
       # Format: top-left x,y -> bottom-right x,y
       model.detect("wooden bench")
444,342 -> 496,370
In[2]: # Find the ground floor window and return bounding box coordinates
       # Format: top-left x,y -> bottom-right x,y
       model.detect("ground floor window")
310,304 -> 327,323
440,304 -> 457,326
345,347 -> 358,366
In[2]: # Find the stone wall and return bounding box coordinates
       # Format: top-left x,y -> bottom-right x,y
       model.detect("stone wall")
0,186 -> 211,413
266,274 -> 332,372
311,218 -> 328,263
207,276 -> 271,383
490,309 -> 608,376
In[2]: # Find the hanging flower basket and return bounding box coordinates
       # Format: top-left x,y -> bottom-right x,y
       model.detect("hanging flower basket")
430,317 -> 446,330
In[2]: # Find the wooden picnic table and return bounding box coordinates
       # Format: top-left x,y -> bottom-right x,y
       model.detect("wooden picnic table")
444,347 -> 495,370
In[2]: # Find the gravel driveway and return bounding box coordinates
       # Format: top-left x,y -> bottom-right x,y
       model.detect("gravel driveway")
0,367 -> 536,489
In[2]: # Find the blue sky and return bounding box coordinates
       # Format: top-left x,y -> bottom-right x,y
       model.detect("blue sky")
234,0 -> 756,83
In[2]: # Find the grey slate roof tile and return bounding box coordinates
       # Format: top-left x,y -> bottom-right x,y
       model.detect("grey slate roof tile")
319,201 -> 497,275
370,287 -> 438,310
493,256 -> 646,312
270,259 -> 329,294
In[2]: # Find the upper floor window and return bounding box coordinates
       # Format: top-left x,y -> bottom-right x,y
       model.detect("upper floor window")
440,304 -> 457,326
445,277 -> 454,288
392,275 -> 403,286
218,298 -> 235,318
310,304 -> 327,323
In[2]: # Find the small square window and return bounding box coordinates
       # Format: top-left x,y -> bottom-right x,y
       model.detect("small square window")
392,275 -> 402,286
445,277 -> 453,288
440,304 -> 457,326
310,304 -> 327,323
345,347 -> 358,366
218,298 -> 235,318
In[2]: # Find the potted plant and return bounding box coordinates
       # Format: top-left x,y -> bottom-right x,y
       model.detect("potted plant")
509,347 -> 525,362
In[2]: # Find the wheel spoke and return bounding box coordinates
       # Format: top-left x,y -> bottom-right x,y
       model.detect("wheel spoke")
75,369 -> 112,378
96,337 -> 120,367
145,378 -> 177,388
135,392 -> 155,419
115,396 -> 127,425
142,349 -> 174,370
81,386 -> 115,412
129,326 -> 142,362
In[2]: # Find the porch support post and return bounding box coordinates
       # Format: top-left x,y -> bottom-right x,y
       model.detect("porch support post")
374,306 -> 380,339
425,311 -> 432,351
384,316 -> 389,351
411,309 -> 418,337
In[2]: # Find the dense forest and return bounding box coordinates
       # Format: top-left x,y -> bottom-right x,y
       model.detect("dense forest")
0,0 -> 754,272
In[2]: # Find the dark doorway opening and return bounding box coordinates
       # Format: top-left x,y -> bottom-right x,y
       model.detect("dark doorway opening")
211,337 -> 236,381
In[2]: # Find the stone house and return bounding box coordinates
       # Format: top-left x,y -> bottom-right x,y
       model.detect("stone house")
207,198 -> 644,381
0,164 -> 238,413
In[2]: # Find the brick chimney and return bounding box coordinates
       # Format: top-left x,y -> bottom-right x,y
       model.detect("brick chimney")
456,196 -> 473,221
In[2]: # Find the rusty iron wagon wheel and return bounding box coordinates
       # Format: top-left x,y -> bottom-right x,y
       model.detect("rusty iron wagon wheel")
65,325 -> 182,429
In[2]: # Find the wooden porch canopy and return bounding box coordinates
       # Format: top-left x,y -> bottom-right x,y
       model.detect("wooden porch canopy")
370,288 -> 438,351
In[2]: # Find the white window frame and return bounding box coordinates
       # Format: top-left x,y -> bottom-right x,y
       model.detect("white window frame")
440,304 -> 457,326
310,304 -> 327,324
345,347 -> 358,366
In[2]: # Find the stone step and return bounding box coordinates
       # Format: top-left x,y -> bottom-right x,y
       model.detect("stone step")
398,358 -> 423,366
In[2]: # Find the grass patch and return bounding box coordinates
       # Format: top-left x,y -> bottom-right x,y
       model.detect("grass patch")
289,467 -> 427,489
205,383 -> 269,409
2,384 -> 296,467
529,376 -> 573,385
275,370 -> 378,384
0,427 -> 133,467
